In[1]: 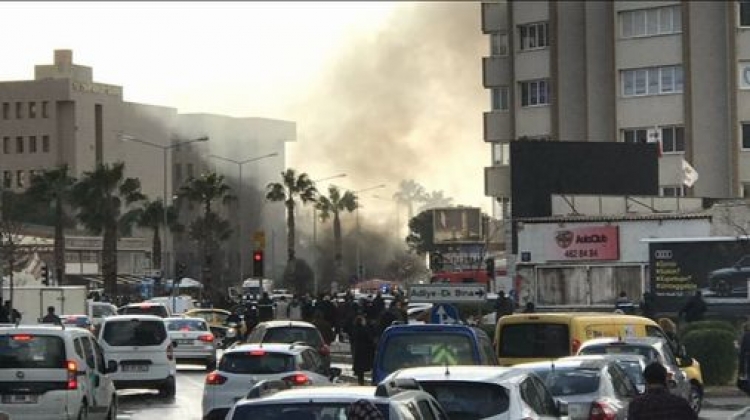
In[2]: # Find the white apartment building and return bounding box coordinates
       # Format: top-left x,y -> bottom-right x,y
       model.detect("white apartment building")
483,1 -> 750,219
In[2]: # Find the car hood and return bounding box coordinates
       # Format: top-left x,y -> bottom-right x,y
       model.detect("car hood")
709,267 -> 743,278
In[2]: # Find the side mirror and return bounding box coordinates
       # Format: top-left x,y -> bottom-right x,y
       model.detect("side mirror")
106,360 -> 118,374
329,367 -> 342,380
556,399 -> 569,417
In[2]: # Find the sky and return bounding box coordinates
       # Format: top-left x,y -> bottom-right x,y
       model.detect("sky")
0,1 -> 491,215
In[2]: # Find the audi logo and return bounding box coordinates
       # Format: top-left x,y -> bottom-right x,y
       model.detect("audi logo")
654,250 -> 673,259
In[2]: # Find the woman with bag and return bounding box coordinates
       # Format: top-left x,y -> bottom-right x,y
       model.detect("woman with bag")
737,321 -> 750,395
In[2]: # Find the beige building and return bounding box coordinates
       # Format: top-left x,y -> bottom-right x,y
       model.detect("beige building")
0,50 -> 293,282
483,1 -> 750,219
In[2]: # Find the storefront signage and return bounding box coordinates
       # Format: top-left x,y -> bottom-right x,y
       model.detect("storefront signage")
548,226 -> 620,261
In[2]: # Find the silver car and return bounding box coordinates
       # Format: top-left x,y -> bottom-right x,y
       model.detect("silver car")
164,317 -> 217,371
517,356 -> 638,420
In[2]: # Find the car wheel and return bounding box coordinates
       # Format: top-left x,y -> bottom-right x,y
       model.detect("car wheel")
689,382 -> 703,414
206,358 -> 217,372
77,400 -> 88,420
157,376 -> 176,399
106,395 -> 118,420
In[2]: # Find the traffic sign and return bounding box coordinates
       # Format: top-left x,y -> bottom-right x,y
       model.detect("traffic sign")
430,303 -> 460,325
431,344 -> 458,365
409,284 -> 487,303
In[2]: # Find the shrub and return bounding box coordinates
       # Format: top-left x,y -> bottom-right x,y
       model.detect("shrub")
679,320 -> 737,340
682,329 -> 737,386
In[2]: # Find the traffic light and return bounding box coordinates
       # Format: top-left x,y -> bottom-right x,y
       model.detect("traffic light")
41,264 -> 49,286
252,250 -> 264,277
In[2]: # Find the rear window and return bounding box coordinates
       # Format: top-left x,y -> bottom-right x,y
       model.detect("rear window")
264,327 -> 323,347
230,403 -> 390,420
102,319 -> 167,346
166,319 -> 208,331
381,333 -> 476,373
220,351 -> 295,374
616,360 -> 646,386
420,381 -> 509,419
0,335 -> 65,368
578,345 -> 659,363
499,323 -> 570,358
119,305 -> 169,318
533,367 -> 601,397
92,305 -> 116,318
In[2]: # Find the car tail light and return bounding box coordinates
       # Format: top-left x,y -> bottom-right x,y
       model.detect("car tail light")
66,360 -> 78,390
319,345 -> 330,357
198,334 -> 214,343
248,350 -> 266,356
589,401 -> 616,420
167,343 -> 174,361
11,334 -> 33,342
572,338 -> 581,354
283,373 -> 309,385
205,371 -> 227,385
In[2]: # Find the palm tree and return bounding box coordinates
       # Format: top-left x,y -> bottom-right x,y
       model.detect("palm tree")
135,199 -> 181,273
266,169 -> 317,261
315,185 -> 358,270
393,179 -> 427,221
70,162 -> 145,296
25,165 -> 76,285
418,190 -> 454,213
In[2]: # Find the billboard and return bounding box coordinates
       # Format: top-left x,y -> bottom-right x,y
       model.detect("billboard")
547,226 -> 620,261
648,238 -> 750,308
432,207 -> 483,244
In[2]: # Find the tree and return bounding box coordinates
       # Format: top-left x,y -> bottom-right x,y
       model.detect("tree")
265,169 -> 317,261
393,179 -> 427,221
178,172 -> 234,301
315,185 -> 358,279
418,190 -> 454,213
135,199 -> 182,273
25,165 -> 76,285
71,162 -> 145,296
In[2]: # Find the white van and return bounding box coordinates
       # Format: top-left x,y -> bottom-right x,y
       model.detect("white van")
98,315 -> 177,398
147,296 -> 195,315
87,301 -> 118,330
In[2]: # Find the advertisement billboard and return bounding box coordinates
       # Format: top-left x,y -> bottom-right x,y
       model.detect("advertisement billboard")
432,207 -> 483,244
547,226 -> 620,261
648,238 -> 750,307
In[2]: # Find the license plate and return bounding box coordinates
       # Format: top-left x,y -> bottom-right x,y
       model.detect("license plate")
176,339 -> 193,345
122,364 -> 149,372
1,394 -> 38,404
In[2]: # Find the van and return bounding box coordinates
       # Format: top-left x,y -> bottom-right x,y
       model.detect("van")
147,296 -> 195,315
372,324 -> 498,385
493,312 -> 665,366
117,302 -> 171,318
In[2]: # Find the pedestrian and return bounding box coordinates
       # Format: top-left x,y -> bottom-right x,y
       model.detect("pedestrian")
737,321 -> 750,396
288,295 -> 303,320
657,318 -> 681,356
640,292 -> 657,320
0,301 -> 9,323
257,292 -> 274,322
275,295 -> 289,320
351,315 -> 376,386
627,361 -> 697,419
522,301 -> 535,313
346,399 -> 385,420
615,291 -> 635,315
41,306 -> 61,325
494,290 -> 514,322
679,290 -> 707,323
312,309 -> 335,345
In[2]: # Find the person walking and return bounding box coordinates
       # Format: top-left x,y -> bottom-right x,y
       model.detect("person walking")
615,291 -> 635,314
679,290 -> 707,323
275,295 -> 290,320
351,315 -> 376,386
41,306 -> 61,325
288,295 -> 303,321
495,290 -> 514,322
257,292 -> 274,323
657,318 -> 681,356
628,361 -> 697,419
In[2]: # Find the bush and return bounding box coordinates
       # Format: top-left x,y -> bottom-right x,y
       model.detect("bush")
679,320 -> 737,340
682,329 -> 737,386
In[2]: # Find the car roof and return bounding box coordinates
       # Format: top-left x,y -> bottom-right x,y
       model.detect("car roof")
165,317 -> 207,322
102,314 -> 166,322
581,337 -> 665,347
384,324 -> 477,333
225,342 -> 311,355
516,358 -> 609,370
237,386 -> 391,405
258,320 -> 317,329
500,312 -> 656,322
0,324 -> 90,337
121,302 -> 169,308
388,365 -> 523,385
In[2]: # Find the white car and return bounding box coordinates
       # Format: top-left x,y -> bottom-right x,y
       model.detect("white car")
201,343 -> 334,420
165,317 -> 217,370
381,365 -> 569,419
0,324 -> 117,419
98,314 -> 177,398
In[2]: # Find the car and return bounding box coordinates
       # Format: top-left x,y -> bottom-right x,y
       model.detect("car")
245,320 -> 331,371
707,255 -> 750,296
87,301 -> 117,332
381,365 -> 569,419
0,324 -> 117,419
516,356 -> 639,420
578,353 -> 648,394
98,314 -> 177,398
225,382 -> 448,420
184,308 -> 243,347
201,342 -> 337,420
147,296 -> 196,314
577,336 -> 700,413
117,301 -> 171,318
164,317 -> 217,370
60,314 -> 95,332
372,323 -> 498,384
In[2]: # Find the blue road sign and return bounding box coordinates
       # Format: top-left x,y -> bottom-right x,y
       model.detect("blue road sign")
430,303 -> 460,325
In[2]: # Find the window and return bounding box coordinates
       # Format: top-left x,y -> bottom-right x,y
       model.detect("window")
661,185 -> 685,197
219,352 -> 294,374
2,103 -> 8,120
41,101 -> 49,118
29,136 -> 37,153
101,319 -> 167,346
28,102 -> 36,119
15,102 -> 22,119
2,137 -> 9,154
741,0 -> 750,27
520,79 -> 550,107
620,6 -> 682,38
81,336 -> 96,369
519,22 -> 549,51
660,126 -> 685,152
0,335 -> 65,369
491,86 -> 510,111
3,171 -> 11,188
622,66 -> 683,97
490,32 -> 509,56
42,135 -> 50,153
494,143 -> 510,165
15,136 -> 23,153
15,170 -> 24,188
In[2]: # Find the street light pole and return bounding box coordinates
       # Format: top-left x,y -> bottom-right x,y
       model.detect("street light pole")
209,152 -> 278,283
351,184 -> 386,281
311,173 -> 347,295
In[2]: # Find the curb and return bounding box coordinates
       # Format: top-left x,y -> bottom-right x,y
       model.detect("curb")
704,386 -> 747,399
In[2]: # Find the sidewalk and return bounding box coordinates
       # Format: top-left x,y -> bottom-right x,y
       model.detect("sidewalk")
705,385 -> 746,399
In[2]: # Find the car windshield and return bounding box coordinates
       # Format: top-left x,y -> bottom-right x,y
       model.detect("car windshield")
381,333 -> 475,372
0,335 -> 65,368
230,403 -> 390,420
579,345 -> 659,364
119,305 -> 169,318
166,319 -> 208,331
499,323 -> 570,358
264,327 -> 322,347
615,360 -> 646,386
102,319 -> 167,346
532,367 -> 601,397
220,351 -> 295,374
419,381 -> 509,420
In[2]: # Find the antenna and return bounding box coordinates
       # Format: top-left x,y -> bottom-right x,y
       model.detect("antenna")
444,363 -> 450,376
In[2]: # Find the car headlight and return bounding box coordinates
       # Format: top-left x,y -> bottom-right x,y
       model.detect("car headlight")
226,328 -> 236,338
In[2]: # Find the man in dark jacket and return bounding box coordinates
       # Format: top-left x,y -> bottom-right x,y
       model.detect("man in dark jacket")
351,315 -> 376,386
679,290 -> 707,323
628,362 -> 697,420
495,291 -> 514,321
257,292 -> 274,322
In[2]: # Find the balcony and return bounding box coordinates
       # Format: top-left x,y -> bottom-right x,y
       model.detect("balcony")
485,165 -> 511,197
481,2 -> 507,34
483,56 -> 511,88
484,111 -> 512,142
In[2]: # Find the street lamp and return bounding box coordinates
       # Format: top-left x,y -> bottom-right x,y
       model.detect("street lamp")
118,132 -> 209,280
312,173 -> 347,295
351,184 -> 386,281
209,152 -> 279,282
